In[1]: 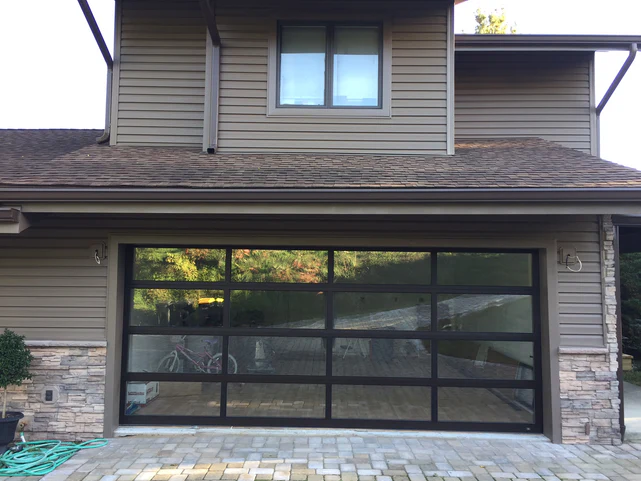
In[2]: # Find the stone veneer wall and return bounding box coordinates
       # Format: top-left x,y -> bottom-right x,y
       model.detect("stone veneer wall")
5,343 -> 106,442
559,214 -> 621,444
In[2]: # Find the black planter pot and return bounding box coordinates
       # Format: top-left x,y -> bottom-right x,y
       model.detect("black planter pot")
0,412 -> 24,454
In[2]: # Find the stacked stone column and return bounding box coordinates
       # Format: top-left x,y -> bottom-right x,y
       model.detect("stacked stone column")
558,214 -> 621,444
5,344 -> 106,441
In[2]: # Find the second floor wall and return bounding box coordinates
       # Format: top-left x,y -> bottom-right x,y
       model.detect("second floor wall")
110,0 -> 597,156
455,51 -> 596,156
112,0 -> 454,154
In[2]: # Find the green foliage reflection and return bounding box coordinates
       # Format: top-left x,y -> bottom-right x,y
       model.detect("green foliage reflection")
134,248 -> 226,282
131,289 -> 224,327
334,251 -> 431,284
232,250 -> 328,283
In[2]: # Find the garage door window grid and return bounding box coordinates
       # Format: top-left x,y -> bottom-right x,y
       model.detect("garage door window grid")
121,246 -> 542,432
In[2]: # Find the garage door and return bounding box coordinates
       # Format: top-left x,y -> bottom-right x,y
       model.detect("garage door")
121,246 -> 541,432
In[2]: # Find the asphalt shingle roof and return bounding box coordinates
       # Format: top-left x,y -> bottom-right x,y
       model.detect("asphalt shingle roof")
1,129 -> 641,190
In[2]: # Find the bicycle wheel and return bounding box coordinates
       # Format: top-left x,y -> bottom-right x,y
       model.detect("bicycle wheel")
207,353 -> 238,374
157,352 -> 179,373
228,354 -> 238,374
206,355 -> 222,374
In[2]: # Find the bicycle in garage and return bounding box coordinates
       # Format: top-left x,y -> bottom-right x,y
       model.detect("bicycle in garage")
157,336 -> 238,374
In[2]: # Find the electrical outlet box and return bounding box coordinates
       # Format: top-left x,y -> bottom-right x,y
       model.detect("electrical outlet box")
42,386 -> 59,404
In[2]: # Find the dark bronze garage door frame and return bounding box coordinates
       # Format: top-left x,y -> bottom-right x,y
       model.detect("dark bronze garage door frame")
120,246 -> 543,433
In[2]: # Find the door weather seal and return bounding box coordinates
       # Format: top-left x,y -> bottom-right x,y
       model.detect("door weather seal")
77,0 -> 114,144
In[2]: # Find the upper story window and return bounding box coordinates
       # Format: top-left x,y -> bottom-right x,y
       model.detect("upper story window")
278,23 -> 383,109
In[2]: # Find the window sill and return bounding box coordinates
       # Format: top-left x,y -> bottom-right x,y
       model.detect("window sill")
267,106 -> 391,118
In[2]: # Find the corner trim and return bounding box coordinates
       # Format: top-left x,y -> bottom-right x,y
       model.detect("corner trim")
589,52 -> 598,157
109,0 -> 122,146
446,3 -> 455,155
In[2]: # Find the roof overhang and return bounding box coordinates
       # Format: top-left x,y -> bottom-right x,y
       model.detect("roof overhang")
455,34 -> 641,52
4,187 -> 641,208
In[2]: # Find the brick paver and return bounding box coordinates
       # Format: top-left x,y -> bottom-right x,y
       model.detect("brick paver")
4,433 -> 641,481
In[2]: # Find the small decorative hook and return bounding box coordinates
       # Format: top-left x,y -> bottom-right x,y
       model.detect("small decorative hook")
565,254 -> 583,273
92,242 -> 107,265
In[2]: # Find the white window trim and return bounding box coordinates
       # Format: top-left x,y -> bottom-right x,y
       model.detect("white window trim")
267,19 -> 392,118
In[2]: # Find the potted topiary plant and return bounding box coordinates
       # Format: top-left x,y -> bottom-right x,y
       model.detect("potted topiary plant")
0,329 -> 34,454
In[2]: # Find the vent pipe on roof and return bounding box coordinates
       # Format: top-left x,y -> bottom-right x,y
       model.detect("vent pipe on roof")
77,0 -> 114,144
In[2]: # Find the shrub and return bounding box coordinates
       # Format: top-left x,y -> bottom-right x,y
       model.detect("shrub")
0,329 -> 34,418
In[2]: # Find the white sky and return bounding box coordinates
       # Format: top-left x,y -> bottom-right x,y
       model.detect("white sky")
0,0 -> 640,168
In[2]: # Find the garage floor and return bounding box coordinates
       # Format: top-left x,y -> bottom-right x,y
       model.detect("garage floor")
133,383 -> 532,424
129,350 -> 534,425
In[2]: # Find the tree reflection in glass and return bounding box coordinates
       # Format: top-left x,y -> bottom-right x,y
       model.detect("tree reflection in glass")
334,251 -> 431,284
133,248 -> 226,282
231,250 -> 328,283
130,289 -> 224,327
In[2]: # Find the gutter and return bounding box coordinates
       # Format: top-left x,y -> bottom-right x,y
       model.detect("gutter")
456,35 -> 641,52
2,187 -> 641,204
77,0 -> 114,144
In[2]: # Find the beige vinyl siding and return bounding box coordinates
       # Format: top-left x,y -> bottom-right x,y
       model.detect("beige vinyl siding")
0,215 -> 603,346
214,1 -> 448,154
0,230 -> 107,341
455,51 -> 594,154
555,217 -> 604,347
114,0 -> 448,153
116,0 -> 207,146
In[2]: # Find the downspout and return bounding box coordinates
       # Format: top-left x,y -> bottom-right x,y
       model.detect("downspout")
77,0 -> 114,144
595,43 -> 638,156
200,0 -> 221,153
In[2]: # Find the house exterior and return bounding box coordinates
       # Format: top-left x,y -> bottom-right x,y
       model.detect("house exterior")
1,0 -> 641,445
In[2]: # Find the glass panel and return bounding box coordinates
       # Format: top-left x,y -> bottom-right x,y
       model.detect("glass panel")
125,381 -> 220,416
133,248 -> 226,282
230,291 -> 325,329
128,335 -> 224,373
334,293 -> 430,331
333,338 -> 431,377
438,341 -> 534,380
227,383 -> 325,418
280,26 -> 326,106
437,252 -> 532,286
333,26 -> 380,107
438,387 -> 534,423
334,251 -> 431,284
437,294 -> 533,333
228,337 -> 325,375
130,289 -> 224,328
231,249 -> 328,283
332,386 -> 431,420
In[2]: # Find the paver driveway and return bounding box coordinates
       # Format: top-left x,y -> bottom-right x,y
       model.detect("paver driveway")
6,431 -> 641,481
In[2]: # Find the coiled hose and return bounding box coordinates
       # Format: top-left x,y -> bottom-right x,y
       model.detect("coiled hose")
0,438 -> 108,477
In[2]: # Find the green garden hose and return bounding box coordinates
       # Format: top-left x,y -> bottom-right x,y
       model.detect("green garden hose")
0,437 -> 108,477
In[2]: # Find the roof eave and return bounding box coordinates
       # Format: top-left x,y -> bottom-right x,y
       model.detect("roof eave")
455,34 -> 641,52
3,187 -> 641,203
